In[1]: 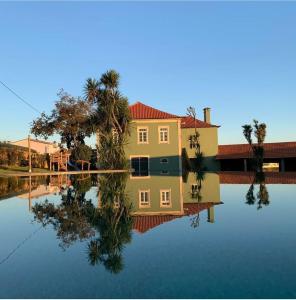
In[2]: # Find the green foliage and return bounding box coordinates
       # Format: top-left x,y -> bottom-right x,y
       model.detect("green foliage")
187,106 -> 206,172
71,175 -> 93,194
85,70 -> 131,169
31,90 -> 94,149
71,144 -> 93,162
0,176 -> 47,200
0,142 -> 47,168
254,120 -> 267,145
32,173 -> 133,274
97,134 -> 128,169
242,124 -> 253,145
242,119 -> 267,172
245,172 -> 270,210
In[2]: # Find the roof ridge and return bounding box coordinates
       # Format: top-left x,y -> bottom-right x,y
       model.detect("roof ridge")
129,101 -> 179,119
129,101 -> 142,107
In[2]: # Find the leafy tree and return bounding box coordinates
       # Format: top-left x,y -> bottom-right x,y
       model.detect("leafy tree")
84,70 -> 131,169
32,173 -> 133,274
31,90 -> 94,149
71,144 -> 93,162
242,119 -> 267,172
32,176 -> 95,249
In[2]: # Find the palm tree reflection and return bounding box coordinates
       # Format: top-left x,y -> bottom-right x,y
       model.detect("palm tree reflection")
190,171 -> 205,228
245,172 -> 270,209
87,173 -> 132,274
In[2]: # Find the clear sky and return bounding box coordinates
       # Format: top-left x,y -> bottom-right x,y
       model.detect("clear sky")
0,1 -> 295,146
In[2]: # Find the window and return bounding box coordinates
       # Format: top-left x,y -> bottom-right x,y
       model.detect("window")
160,158 -> 169,164
161,170 -> 169,175
131,157 -> 149,177
160,189 -> 171,207
138,127 -> 148,144
159,127 -> 169,143
139,190 -> 150,208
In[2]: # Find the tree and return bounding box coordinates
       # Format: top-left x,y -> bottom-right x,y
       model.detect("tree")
242,119 -> 267,172
87,173 -> 132,273
84,70 -> 131,169
32,173 -> 133,274
245,172 -> 269,210
71,144 -> 93,162
31,90 -> 94,149
32,176 -> 95,249
187,107 -> 205,172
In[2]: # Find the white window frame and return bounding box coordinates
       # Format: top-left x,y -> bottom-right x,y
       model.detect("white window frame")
160,158 -> 169,164
160,189 -> 172,207
161,170 -> 169,175
158,126 -> 169,144
130,155 -> 150,179
137,127 -> 149,144
139,189 -> 151,208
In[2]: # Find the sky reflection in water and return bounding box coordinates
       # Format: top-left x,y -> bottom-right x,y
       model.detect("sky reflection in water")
0,173 -> 296,298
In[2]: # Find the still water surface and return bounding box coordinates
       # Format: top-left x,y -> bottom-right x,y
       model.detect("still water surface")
0,173 -> 296,298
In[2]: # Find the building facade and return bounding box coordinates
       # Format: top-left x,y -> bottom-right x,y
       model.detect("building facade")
10,138 -> 59,155
124,102 -> 219,177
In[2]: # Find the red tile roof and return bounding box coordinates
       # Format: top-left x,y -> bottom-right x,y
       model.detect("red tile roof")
132,215 -> 179,234
219,171 -> 296,184
129,102 -> 178,120
132,202 -> 215,234
180,116 -> 218,128
217,142 -> 296,159
129,102 -> 218,127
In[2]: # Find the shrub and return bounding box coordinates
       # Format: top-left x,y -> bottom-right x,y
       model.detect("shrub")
71,144 -> 93,162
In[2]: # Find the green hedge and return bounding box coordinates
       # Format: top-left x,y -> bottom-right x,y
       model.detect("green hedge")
0,142 -> 49,168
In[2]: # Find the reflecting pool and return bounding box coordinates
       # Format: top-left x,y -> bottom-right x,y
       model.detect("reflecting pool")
0,172 -> 296,298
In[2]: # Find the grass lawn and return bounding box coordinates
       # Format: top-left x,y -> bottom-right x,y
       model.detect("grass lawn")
0,166 -> 50,175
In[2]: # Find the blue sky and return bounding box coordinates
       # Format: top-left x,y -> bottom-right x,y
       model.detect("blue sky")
0,2 -> 295,146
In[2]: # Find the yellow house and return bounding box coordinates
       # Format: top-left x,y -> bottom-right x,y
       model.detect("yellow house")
124,102 -> 220,176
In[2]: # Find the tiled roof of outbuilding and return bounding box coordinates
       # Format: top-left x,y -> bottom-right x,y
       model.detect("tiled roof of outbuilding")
217,142 -> 296,159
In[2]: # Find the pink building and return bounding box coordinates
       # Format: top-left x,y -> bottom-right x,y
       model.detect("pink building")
10,138 -> 59,154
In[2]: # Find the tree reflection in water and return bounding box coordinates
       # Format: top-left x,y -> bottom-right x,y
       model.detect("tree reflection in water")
245,172 -> 270,209
190,171 -> 205,228
88,173 -> 132,273
32,173 -> 133,274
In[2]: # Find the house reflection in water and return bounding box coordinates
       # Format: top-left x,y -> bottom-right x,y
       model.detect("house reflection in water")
125,172 -> 222,233
16,175 -> 70,210
1,173 -> 222,233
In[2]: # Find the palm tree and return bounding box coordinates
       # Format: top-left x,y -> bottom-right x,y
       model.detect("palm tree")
242,120 -> 267,172
84,70 -> 131,169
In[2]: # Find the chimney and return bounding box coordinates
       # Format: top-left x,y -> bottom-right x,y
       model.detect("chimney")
203,107 -> 211,124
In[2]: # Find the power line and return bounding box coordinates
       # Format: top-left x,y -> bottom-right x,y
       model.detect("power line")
0,225 -> 43,266
0,80 -> 42,114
